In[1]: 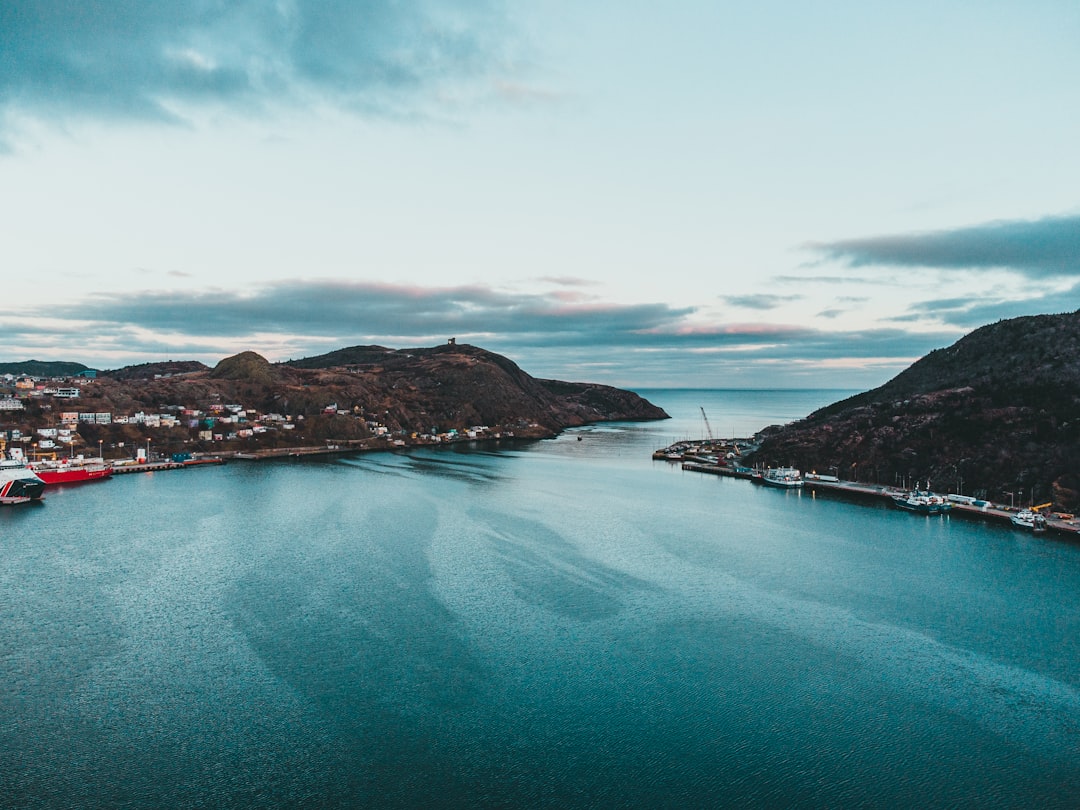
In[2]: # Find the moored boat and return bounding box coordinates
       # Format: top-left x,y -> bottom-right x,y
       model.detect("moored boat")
1010,509 -> 1048,532
762,467 -> 803,488
891,486 -> 951,515
0,459 -> 46,505
28,456 -> 113,485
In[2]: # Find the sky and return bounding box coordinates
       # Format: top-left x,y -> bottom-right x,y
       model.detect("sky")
2,1 -> 1079,389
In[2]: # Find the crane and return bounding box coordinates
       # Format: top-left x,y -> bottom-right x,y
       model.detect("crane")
700,407 -> 715,442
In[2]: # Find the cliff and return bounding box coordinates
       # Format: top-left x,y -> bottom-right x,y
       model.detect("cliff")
746,311 -> 1080,510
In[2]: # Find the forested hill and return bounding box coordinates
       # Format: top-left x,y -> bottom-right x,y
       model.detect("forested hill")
0,360 -> 92,377
747,311 -> 1080,510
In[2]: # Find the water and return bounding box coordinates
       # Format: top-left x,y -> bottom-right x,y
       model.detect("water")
637,387 -> 853,442
3,389 -> 1080,808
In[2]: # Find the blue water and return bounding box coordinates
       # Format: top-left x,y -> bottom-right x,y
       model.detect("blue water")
3,389 -> 1080,808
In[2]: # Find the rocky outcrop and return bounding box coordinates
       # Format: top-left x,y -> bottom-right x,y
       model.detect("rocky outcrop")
746,311 -> 1080,510
209,351 -> 276,384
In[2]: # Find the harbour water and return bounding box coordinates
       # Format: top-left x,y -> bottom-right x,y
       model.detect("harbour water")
4,389 -> 1080,808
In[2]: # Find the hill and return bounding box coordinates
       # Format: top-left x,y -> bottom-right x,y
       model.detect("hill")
102,360 -> 210,381
746,311 -> 1080,510
281,342 -> 668,431
18,344 -> 666,456
0,360 -> 93,377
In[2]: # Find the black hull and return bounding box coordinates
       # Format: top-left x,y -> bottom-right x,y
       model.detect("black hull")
1,474 -> 46,503
892,497 -> 950,515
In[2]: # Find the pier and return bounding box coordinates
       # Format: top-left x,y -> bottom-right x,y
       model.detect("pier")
109,444 -> 365,470
679,459 -> 1080,538
109,456 -> 226,474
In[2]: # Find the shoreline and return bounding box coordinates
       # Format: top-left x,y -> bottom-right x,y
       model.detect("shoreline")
100,430 -> 551,472
680,459 -> 1080,538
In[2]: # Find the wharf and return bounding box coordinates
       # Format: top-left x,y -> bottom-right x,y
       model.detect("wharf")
682,461 -> 756,480
113,444 -> 365,468
109,457 -> 226,475
228,445 -> 360,460
680,460 -> 1080,538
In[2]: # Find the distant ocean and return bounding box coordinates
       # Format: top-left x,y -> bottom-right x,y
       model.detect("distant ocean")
634,387 -> 858,440
4,388 -> 1080,808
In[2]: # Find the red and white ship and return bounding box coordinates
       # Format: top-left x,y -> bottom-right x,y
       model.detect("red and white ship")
0,459 -> 46,504
27,455 -> 113,485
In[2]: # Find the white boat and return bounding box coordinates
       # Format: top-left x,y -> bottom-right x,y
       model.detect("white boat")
762,467 -> 803,488
0,459 -> 46,505
1010,509 -> 1047,532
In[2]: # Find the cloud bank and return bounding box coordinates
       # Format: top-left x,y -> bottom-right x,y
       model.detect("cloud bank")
722,294 -> 802,310
897,284 -> 1080,329
810,214 -> 1080,278
44,280 -> 694,342
4,280 -> 955,388
0,0 -> 517,131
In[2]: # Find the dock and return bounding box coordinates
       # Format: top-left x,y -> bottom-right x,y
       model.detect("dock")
679,460 -> 1080,537
109,457 -> 226,475
227,445 -> 359,460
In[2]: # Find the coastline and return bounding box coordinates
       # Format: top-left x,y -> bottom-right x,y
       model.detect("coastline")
679,458 -> 1080,538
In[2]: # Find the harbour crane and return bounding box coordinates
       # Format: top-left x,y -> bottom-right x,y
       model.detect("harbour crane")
700,407 -> 715,442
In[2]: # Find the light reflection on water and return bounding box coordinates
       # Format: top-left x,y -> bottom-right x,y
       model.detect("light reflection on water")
3,389 -> 1080,807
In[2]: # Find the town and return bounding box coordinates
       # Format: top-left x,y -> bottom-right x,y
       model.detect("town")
0,368 -> 518,466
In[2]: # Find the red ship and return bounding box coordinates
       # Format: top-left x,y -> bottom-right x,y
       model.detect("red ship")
28,457 -> 113,485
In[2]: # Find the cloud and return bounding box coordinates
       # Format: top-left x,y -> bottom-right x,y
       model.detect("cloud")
808,213 -> 1080,278
897,285 -> 1080,329
41,280 -> 694,342
535,276 -> 598,287
722,294 -> 802,310
772,274 -> 868,285
504,328 -> 951,389
493,80 -> 562,106
7,279 -> 960,388
0,1 -> 519,132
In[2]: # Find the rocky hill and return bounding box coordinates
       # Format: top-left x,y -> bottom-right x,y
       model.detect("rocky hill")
34,343 -> 666,452
101,360 -> 210,381
746,311 -> 1080,510
283,343 -> 667,431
